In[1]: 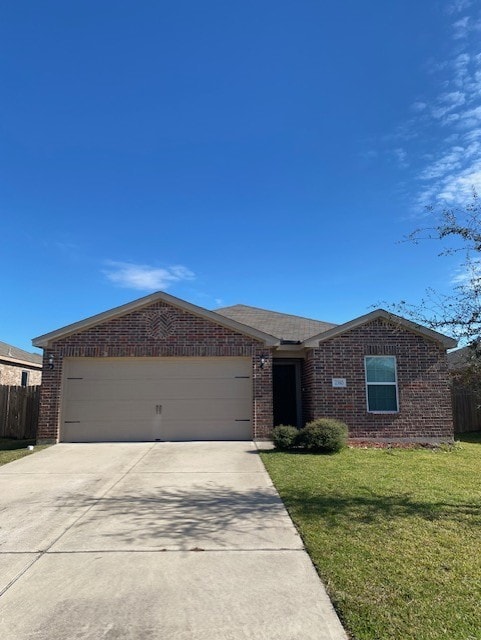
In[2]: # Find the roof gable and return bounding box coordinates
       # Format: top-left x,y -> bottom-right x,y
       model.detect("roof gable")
33,292 -> 279,348
303,309 -> 457,349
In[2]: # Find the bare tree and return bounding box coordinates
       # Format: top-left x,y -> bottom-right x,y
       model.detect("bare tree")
391,189 -> 481,383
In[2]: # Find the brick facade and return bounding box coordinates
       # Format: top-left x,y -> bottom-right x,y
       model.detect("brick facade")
302,318 -> 453,440
36,298 -> 454,444
37,300 -> 273,442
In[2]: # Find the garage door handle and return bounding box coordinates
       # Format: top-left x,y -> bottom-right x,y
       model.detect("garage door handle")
235,419 -> 251,422
155,405 -> 162,415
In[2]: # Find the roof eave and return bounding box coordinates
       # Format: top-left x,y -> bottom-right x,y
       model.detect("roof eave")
302,309 -> 457,349
32,291 -> 279,349
0,355 -> 43,368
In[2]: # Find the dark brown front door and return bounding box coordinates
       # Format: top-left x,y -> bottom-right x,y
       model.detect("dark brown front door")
273,361 -> 301,427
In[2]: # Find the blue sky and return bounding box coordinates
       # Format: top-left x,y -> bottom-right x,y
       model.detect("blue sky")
2,0 -> 481,352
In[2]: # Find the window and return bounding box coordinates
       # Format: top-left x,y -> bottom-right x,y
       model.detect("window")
365,356 -> 398,412
21,371 -> 29,387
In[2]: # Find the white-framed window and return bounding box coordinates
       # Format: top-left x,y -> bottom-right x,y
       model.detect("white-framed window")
365,356 -> 399,413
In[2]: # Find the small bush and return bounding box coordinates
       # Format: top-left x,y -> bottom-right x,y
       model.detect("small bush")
272,425 -> 299,450
298,418 -> 348,453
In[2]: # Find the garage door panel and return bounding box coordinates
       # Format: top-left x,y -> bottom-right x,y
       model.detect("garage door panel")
65,379 -> 251,403
161,419 -> 252,441
67,399 -> 251,423
161,399 -> 251,421
66,400 -> 159,421
65,381 -> 163,402
151,379 -> 252,401
63,420 -> 157,443
66,359 -> 251,379
61,357 -> 253,442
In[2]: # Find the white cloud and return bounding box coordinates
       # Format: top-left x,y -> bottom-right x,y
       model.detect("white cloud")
451,258 -> 481,287
421,164 -> 481,205
411,101 -> 427,112
103,261 -> 195,291
419,147 -> 464,181
459,105 -> 481,127
446,0 -> 472,15
453,15 -> 470,38
393,147 -> 409,168
359,149 -> 378,160
431,91 -> 466,120
407,5 -> 481,210
464,127 -> 481,142
452,53 -> 470,87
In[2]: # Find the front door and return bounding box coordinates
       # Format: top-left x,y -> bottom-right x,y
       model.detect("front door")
273,361 -> 301,427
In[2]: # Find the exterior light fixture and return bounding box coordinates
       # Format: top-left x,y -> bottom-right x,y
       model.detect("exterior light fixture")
48,354 -> 55,370
259,354 -> 268,369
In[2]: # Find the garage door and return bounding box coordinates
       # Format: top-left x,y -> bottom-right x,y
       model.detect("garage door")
61,357 -> 252,442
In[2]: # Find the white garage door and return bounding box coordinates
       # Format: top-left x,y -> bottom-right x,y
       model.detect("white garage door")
61,357 -> 252,442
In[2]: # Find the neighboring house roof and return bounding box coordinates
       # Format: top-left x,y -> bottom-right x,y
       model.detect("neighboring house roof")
304,309 -> 457,349
0,340 -> 43,367
32,291 -> 279,349
447,346 -> 471,370
215,304 -> 337,342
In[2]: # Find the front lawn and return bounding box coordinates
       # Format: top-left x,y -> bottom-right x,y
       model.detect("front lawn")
0,439 -> 48,466
261,435 -> 481,640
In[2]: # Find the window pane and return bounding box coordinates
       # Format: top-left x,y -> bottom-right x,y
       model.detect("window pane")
366,357 -> 396,383
368,385 -> 398,411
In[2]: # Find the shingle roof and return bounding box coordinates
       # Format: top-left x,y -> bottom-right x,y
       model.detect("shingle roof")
0,341 -> 42,366
447,346 -> 470,370
215,304 -> 337,342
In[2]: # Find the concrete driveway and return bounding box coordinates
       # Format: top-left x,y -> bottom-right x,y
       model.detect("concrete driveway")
0,442 -> 347,640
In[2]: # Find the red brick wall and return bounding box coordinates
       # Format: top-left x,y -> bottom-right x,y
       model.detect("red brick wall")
37,301 -> 273,442
303,318 -> 453,440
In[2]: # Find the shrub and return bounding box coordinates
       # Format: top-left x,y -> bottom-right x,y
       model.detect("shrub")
272,425 -> 299,450
298,418 -> 348,453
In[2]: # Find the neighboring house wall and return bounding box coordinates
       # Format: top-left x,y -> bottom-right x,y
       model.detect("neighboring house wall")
38,300 -> 273,442
304,318 -> 453,440
0,361 -> 42,386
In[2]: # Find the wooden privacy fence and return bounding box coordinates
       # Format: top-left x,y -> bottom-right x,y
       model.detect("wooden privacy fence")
451,383 -> 481,433
0,385 -> 40,440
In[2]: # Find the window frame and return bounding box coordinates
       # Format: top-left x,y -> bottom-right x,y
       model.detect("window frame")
364,356 -> 399,414
21,370 -> 29,387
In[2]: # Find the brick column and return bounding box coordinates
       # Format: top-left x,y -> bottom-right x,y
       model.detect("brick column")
252,347 -> 273,438
37,349 -> 63,443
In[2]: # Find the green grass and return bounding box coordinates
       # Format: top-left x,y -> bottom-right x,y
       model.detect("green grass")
261,434 -> 481,640
0,438 -> 48,466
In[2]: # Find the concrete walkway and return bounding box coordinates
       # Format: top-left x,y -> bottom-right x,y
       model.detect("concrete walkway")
0,442 -> 347,639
